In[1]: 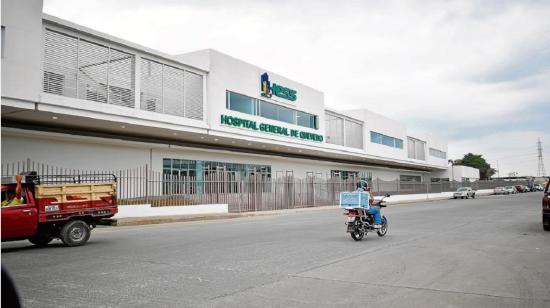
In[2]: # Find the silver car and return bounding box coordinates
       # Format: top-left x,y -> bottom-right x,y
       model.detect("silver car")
493,187 -> 506,195
453,187 -> 476,199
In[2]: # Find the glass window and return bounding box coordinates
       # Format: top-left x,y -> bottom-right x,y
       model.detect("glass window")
395,139 -> 403,149
325,113 -> 344,146
228,91 -> 257,115
429,148 -> 446,159
407,137 -> 426,160
400,175 -> 422,182
345,120 -> 363,149
381,134 -> 394,147
278,105 -> 296,124
297,111 -> 317,129
225,91 -> 318,129
259,101 -> 278,120
371,131 -> 402,149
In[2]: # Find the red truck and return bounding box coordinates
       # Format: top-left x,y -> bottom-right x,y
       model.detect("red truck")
1,172 -> 117,246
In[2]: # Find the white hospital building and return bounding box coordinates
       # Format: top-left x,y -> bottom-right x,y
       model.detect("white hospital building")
1,0 -> 454,188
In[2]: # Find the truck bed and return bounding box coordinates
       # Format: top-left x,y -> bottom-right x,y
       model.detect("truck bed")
35,182 -> 117,223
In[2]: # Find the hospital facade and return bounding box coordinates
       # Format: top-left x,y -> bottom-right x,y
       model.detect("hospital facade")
1,0 -> 454,188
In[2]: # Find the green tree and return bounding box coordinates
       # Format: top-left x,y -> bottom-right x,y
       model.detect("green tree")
453,153 -> 495,180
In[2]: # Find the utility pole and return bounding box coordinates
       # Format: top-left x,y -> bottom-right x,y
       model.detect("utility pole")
537,138 -> 546,177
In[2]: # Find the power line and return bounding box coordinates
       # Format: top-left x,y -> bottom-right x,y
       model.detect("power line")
537,138 -> 546,176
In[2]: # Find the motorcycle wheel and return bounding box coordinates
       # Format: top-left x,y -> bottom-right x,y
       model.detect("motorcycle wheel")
377,217 -> 388,237
351,229 -> 365,241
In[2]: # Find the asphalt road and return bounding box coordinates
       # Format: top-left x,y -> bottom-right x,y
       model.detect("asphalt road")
2,193 -> 549,308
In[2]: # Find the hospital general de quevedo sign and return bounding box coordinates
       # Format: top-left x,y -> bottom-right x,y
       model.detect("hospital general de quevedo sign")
220,115 -> 324,142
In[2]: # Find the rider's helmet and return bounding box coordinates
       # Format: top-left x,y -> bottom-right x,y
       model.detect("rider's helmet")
356,179 -> 369,191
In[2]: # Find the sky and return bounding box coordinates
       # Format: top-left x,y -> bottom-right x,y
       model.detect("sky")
43,0 -> 550,177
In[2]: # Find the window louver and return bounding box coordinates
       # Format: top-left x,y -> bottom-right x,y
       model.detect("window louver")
163,65 -> 185,117
43,30 -> 78,96
78,40 -> 108,103
345,120 -> 363,149
140,58 -> 163,113
108,49 -> 135,107
43,29 -> 203,120
140,58 -> 204,120
43,29 -> 135,108
184,71 -> 204,120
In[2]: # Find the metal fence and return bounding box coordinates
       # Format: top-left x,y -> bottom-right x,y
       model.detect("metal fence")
2,159 -> 530,213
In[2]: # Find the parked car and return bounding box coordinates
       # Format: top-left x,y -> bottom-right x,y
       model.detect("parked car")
543,180 -> 550,231
534,184 -> 544,191
493,187 -> 506,195
522,185 -> 531,192
453,187 -> 476,199
504,186 -> 517,194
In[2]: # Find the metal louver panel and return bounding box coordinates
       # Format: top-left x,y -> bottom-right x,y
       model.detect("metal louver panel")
108,48 -> 135,107
77,40 -> 108,103
162,65 -> 184,117
43,30 -> 78,97
140,58 -> 163,113
184,71 -> 204,120
345,120 -> 363,149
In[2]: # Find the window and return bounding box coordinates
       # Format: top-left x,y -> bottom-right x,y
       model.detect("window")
227,91 -> 257,115
260,101 -> 296,125
370,131 -> 403,149
297,111 -> 318,129
225,91 -> 318,129
407,137 -> 426,160
162,158 -> 272,194
259,100 -> 278,121
325,112 -> 364,148
140,58 -> 204,120
345,120 -> 363,149
400,175 -> 422,182
325,113 -> 344,146
331,170 -> 372,181
429,148 -> 447,159
277,104 -> 296,124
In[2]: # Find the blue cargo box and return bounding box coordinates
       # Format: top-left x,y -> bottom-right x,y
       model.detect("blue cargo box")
339,191 -> 370,208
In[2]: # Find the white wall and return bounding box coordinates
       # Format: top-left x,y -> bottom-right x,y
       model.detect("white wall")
1,0 -> 44,103
1,129 -> 425,181
1,131 -> 152,171
432,165 -> 480,181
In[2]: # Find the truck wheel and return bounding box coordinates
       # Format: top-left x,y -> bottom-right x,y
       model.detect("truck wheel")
60,220 -> 91,247
28,233 -> 53,247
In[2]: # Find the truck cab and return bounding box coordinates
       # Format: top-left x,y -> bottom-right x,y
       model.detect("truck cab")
1,172 -> 118,246
1,183 -> 38,241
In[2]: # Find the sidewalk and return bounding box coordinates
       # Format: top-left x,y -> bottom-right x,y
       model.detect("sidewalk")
109,189 -> 494,226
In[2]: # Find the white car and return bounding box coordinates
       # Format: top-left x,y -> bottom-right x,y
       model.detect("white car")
453,187 -> 476,199
493,187 -> 506,195
504,186 -> 517,194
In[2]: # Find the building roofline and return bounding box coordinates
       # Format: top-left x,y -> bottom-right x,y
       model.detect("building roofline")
42,13 -> 209,74
177,48 -> 324,94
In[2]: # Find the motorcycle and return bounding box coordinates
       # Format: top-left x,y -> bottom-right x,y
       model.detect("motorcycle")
344,194 -> 390,241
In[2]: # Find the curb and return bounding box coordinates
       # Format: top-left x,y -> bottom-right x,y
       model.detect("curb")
107,194 -> 495,227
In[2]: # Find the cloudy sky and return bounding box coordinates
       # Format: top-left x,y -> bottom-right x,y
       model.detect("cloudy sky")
44,0 -> 550,176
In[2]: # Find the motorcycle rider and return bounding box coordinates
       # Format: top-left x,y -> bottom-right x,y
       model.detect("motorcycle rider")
356,180 -> 382,229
